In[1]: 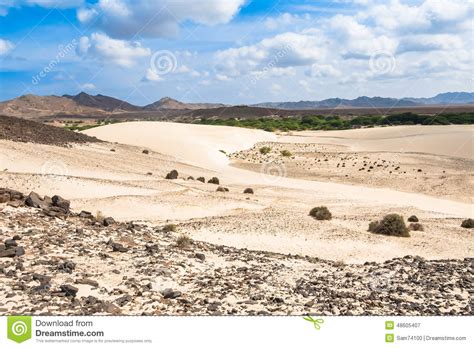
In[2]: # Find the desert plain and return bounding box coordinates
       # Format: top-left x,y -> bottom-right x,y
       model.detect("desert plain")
0,121 -> 472,315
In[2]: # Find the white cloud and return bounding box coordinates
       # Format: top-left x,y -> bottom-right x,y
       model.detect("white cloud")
215,32 -> 326,76
143,68 -> 163,82
77,0 -> 245,39
0,38 -> 14,55
76,33 -> 150,67
81,83 -> 96,90
215,74 -> 229,81
306,64 -> 342,78
214,0 -> 472,88
270,83 -> 282,94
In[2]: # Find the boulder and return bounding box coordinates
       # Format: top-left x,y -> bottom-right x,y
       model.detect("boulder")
208,177 -> 220,185
111,242 -> 128,253
25,191 -> 46,208
243,188 -> 254,194
216,186 -> 229,192
52,195 -> 70,211
165,170 -> 179,180
161,288 -> 182,299
60,284 -> 79,297
103,217 -> 115,226
197,177 -> 205,183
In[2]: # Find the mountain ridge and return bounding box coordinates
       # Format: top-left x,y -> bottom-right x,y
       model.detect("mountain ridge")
0,91 -> 472,118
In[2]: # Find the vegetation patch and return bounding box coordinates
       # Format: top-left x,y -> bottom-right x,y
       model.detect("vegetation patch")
196,112 -> 474,132
368,214 -> 410,237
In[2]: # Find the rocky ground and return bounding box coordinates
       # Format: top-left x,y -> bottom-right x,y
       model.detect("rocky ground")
230,141 -> 473,203
1,188 -> 472,316
0,115 -> 101,146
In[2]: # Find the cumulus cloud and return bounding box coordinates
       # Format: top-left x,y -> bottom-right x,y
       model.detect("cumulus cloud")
215,32 -> 326,77
0,39 -> 14,55
214,0 -> 472,85
76,33 -> 150,67
77,0 -> 245,39
81,83 -> 96,90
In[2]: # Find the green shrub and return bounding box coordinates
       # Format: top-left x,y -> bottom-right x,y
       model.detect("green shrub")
176,235 -> 192,249
368,214 -> 410,237
259,146 -> 271,155
309,206 -> 332,220
162,224 -> 177,232
280,150 -> 292,157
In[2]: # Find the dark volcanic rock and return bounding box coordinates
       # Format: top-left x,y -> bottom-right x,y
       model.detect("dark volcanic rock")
161,288 -> 182,299
60,284 -> 79,297
111,242 -> 128,253
165,170 -> 179,180
25,192 -> 46,209
103,217 -> 115,226
52,195 -> 70,211
208,177 -> 220,185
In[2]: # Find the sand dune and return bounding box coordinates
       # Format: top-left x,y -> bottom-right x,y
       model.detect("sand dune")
1,123 -> 473,262
279,125 -> 473,159
86,122 -> 276,169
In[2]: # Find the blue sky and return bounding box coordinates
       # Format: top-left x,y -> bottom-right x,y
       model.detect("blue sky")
0,0 -> 472,105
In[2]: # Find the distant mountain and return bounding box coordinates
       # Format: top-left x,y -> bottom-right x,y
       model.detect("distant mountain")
0,91 -> 471,118
63,92 -> 141,112
0,94 -> 105,118
253,92 -> 474,109
144,97 -> 226,110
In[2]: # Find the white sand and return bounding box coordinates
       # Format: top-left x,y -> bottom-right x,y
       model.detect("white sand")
279,125 -> 474,159
1,122 -> 472,262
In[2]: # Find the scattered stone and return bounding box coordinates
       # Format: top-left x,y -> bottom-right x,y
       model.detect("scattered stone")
408,215 -> 419,222
309,206 -> 332,220
60,284 -> 78,297
25,191 -> 46,208
161,288 -> 182,299
243,188 -> 254,194
409,223 -> 424,231
111,242 -> 128,253
165,170 -> 179,180
103,217 -> 115,227
52,195 -> 70,211
208,177 -> 220,185
216,186 -> 229,192
76,278 -> 99,288
461,219 -> 474,229
195,253 -> 206,261
142,149 -> 149,154
196,177 -> 205,183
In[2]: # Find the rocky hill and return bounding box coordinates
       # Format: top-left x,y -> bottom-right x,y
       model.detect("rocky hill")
144,97 -> 226,110
0,115 -> 100,145
63,92 -> 142,112
0,189 -> 472,315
